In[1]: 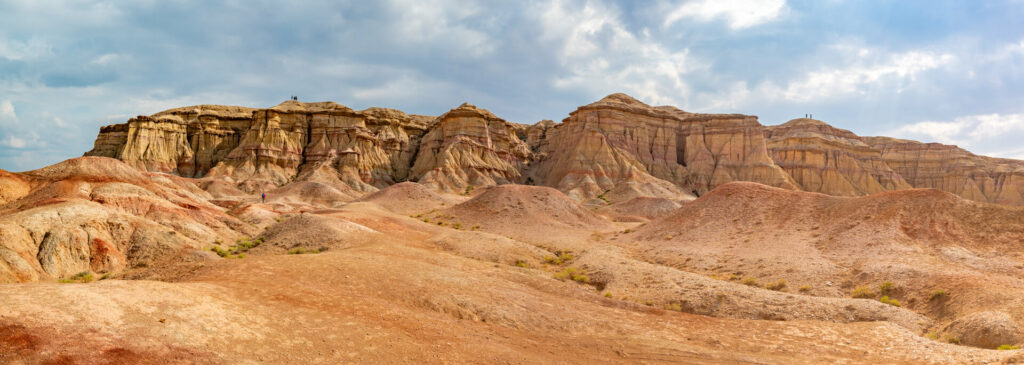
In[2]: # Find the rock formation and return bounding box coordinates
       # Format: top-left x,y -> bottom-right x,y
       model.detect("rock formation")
84,93 -> 1024,206
409,103 -> 532,192
863,136 -> 1024,205
764,118 -> 912,196
527,93 -> 795,201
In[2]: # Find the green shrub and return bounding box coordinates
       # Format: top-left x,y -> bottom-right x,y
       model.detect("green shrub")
622,228 -> 633,234
60,271 -> 94,283
741,278 -> 759,287
798,285 -> 812,293
555,267 -> 588,283
925,332 -> 939,340
665,302 -> 683,312
452,223 -> 462,230
945,335 -> 960,345
514,259 -> 529,268
766,279 -> 787,291
879,281 -> 895,295
997,344 -> 1020,350
604,292 -> 613,298
929,289 -> 948,301
544,252 -> 575,265
100,273 -> 112,280
851,286 -> 875,299
879,296 -> 901,307
288,248 -> 307,255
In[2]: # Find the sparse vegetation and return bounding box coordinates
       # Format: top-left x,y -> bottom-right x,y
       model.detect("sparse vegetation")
596,190 -> 610,204
544,251 -> 575,265
211,236 -> 263,258
554,267 -> 588,283
766,279 -> 787,291
59,271 -> 94,284
997,344 -> 1020,350
464,185 -> 474,195
471,224 -> 480,230
604,292 -> 613,298
100,273 -> 112,280
288,247 -> 329,255
798,285 -> 812,293
879,296 -> 901,307
514,259 -> 529,268
925,332 -> 939,340
929,289 -> 948,301
622,228 -> 633,234
851,286 -> 875,299
665,302 -> 683,312
879,281 -> 895,295
452,223 -> 462,230
741,278 -> 759,287
945,335 -> 961,345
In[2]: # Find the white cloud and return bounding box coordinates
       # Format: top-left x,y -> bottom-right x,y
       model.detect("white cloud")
0,100 -> 16,124
0,36 -> 51,60
1,135 -> 27,149
537,0 -> 698,107
765,49 -> 955,102
889,113 -> 1024,159
386,0 -> 495,57
664,0 -> 787,30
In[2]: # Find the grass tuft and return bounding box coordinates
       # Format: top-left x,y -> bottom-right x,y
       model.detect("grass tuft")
929,289 -> 948,301
851,286 -> 875,299
997,344 -> 1020,350
766,279 -> 787,291
879,295 -> 901,307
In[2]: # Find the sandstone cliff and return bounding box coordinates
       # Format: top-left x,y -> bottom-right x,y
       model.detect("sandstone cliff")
863,136 -> 1024,205
87,101 -> 433,193
409,103 -> 532,192
765,118 -> 912,196
527,93 -> 795,201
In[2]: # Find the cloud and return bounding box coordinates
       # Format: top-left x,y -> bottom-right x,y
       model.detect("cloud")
889,113 -> 1024,159
765,49 -> 955,102
537,0 -> 697,106
0,100 -> 16,124
0,37 -> 51,61
663,0 -> 787,30
0,135 -> 26,149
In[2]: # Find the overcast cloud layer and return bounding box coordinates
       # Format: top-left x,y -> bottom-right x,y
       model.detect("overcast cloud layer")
2,0 -> 1023,170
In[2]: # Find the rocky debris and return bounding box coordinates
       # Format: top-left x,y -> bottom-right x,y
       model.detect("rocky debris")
864,136 -> 1024,205
409,103 -> 532,192
527,93 -> 794,201
765,118 -> 912,196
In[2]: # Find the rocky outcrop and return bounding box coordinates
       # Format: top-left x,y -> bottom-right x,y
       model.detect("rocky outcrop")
765,118 -> 911,196
408,103 -> 532,192
87,101 -> 433,193
863,137 -> 1024,205
527,93 -> 795,201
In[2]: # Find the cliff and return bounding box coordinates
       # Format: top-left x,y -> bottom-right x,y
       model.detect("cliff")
765,118 -> 912,196
863,136 -> 1024,205
527,93 -> 795,201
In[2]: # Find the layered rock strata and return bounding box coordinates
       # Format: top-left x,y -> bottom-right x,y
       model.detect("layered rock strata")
764,118 -> 912,196
527,93 -> 795,201
409,103 -> 532,192
863,136 -> 1024,205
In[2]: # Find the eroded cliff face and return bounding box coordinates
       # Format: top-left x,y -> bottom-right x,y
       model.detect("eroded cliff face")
765,119 -> 912,196
527,93 -> 795,201
87,101 -> 432,193
863,137 -> 1024,205
409,103 -> 532,192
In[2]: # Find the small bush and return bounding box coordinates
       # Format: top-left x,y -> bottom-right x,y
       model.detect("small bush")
471,225 -> 480,230
766,279 -> 787,291
604,292 -> 613,298
211,246 -> 229,257
925,332 -> 939,340
879,296 -> 901,307
851,286 -> 875,299
555,267 -> 588,283
623,228 -> 633,234
798,285 -> 812,293
997,344 -> 1020,350
879,281 -> 895,295
727,273 -> 739,281
515,259 -> 529,268
452,223 -> 462,230
100,273 -> 112,280
741,278 -> 759,287
929,289 -> 948,301
544,252 -> 575,265
665,302 -> 683,312
945,335 -> 960,345
464,185 -> 474,195
60,271 -> 94,284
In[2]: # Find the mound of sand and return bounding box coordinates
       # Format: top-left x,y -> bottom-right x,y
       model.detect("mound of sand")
439,184 -> 608,247
598,196 -> 682,221
355,182 -> 457,215
254,214 -> 377,253
944,311 -> 1022,349
266,181 -> 362,208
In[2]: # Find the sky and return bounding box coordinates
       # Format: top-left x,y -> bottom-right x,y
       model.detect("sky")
1,0 -> 1024,171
